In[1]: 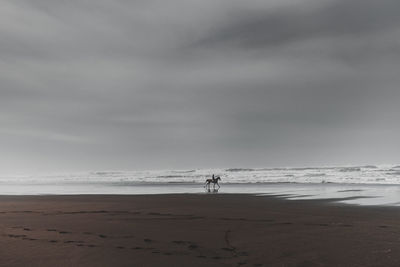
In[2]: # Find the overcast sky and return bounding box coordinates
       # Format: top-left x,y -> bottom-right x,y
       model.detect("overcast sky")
1,0 -> 400,174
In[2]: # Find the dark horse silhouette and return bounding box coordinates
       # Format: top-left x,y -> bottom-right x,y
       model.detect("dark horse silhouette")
204,175 -> 221,189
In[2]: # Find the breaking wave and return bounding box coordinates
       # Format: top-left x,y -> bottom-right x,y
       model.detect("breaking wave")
226,168 -> 256,172
339,167 -> 361,172
1,165 -> 399,185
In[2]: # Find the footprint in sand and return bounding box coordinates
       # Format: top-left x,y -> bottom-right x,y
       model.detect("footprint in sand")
171,240 -> 199,251
172,240 -> 187,245
188,244 -> 198,250
22,237 -> 37,241
238,252 -> 249,256
8,234 -> 27,238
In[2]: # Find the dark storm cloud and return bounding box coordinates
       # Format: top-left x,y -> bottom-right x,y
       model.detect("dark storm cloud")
1,0 -> 400,174
195,0 -> 400,49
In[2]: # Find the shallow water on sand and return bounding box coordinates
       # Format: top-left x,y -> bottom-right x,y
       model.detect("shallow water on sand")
1,182 -> 400,207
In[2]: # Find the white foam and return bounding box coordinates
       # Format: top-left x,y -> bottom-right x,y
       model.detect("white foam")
0,165 -> 399,185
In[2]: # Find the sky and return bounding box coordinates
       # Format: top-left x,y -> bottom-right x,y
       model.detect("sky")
1,0 -> 400,174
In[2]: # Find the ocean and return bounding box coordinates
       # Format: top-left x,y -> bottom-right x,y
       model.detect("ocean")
1,165 -> 400,206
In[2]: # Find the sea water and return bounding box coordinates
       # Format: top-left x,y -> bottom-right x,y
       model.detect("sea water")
1,165 -> 400,206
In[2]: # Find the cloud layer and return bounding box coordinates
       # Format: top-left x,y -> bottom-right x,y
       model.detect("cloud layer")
1,0 -> 400,173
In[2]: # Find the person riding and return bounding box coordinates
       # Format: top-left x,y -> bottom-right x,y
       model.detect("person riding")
205,174 -> 221,189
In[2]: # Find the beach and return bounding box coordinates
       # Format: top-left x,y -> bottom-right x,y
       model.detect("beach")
1,194 -> 400,266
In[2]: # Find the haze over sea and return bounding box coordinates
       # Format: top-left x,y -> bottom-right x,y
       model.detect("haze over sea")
2,165 -> 400,206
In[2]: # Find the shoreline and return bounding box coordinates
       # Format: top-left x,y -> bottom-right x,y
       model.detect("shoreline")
0,182 -> 400,206
1,194 -> 400,266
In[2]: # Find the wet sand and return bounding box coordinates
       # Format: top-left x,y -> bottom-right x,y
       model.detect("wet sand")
1,194 -> 400,266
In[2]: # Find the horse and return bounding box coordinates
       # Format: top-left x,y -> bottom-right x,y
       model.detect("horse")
204,176 -> 221,189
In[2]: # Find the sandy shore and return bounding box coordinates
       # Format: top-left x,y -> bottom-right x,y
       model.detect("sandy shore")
1,194 -> 400,266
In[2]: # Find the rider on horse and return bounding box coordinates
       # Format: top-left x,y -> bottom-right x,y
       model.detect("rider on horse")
205,174 -> 221,189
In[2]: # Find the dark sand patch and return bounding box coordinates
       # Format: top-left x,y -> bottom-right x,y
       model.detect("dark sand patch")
0,194 -> 400,266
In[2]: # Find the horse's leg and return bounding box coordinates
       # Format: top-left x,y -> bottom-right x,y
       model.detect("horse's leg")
216,182 -> 220,189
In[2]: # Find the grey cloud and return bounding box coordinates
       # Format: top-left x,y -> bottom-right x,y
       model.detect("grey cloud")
194,0 -> 400,50
1,0 -> 400,174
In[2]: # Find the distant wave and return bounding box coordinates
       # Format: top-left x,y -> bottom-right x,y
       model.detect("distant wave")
339,167 -> 361,172
305,173 -> 326,177
156,174 -> 204,179
289,167 -> 335,171
262,167 -> 340,171
225,166 -> 376,172
3,165 -> 400,186
171,170 -> 196,173
361,165 -> 378,169
225,168 -> 255,172
386,171 -> 400,176
156,175 -> 185,178
91,171 -> 124,175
